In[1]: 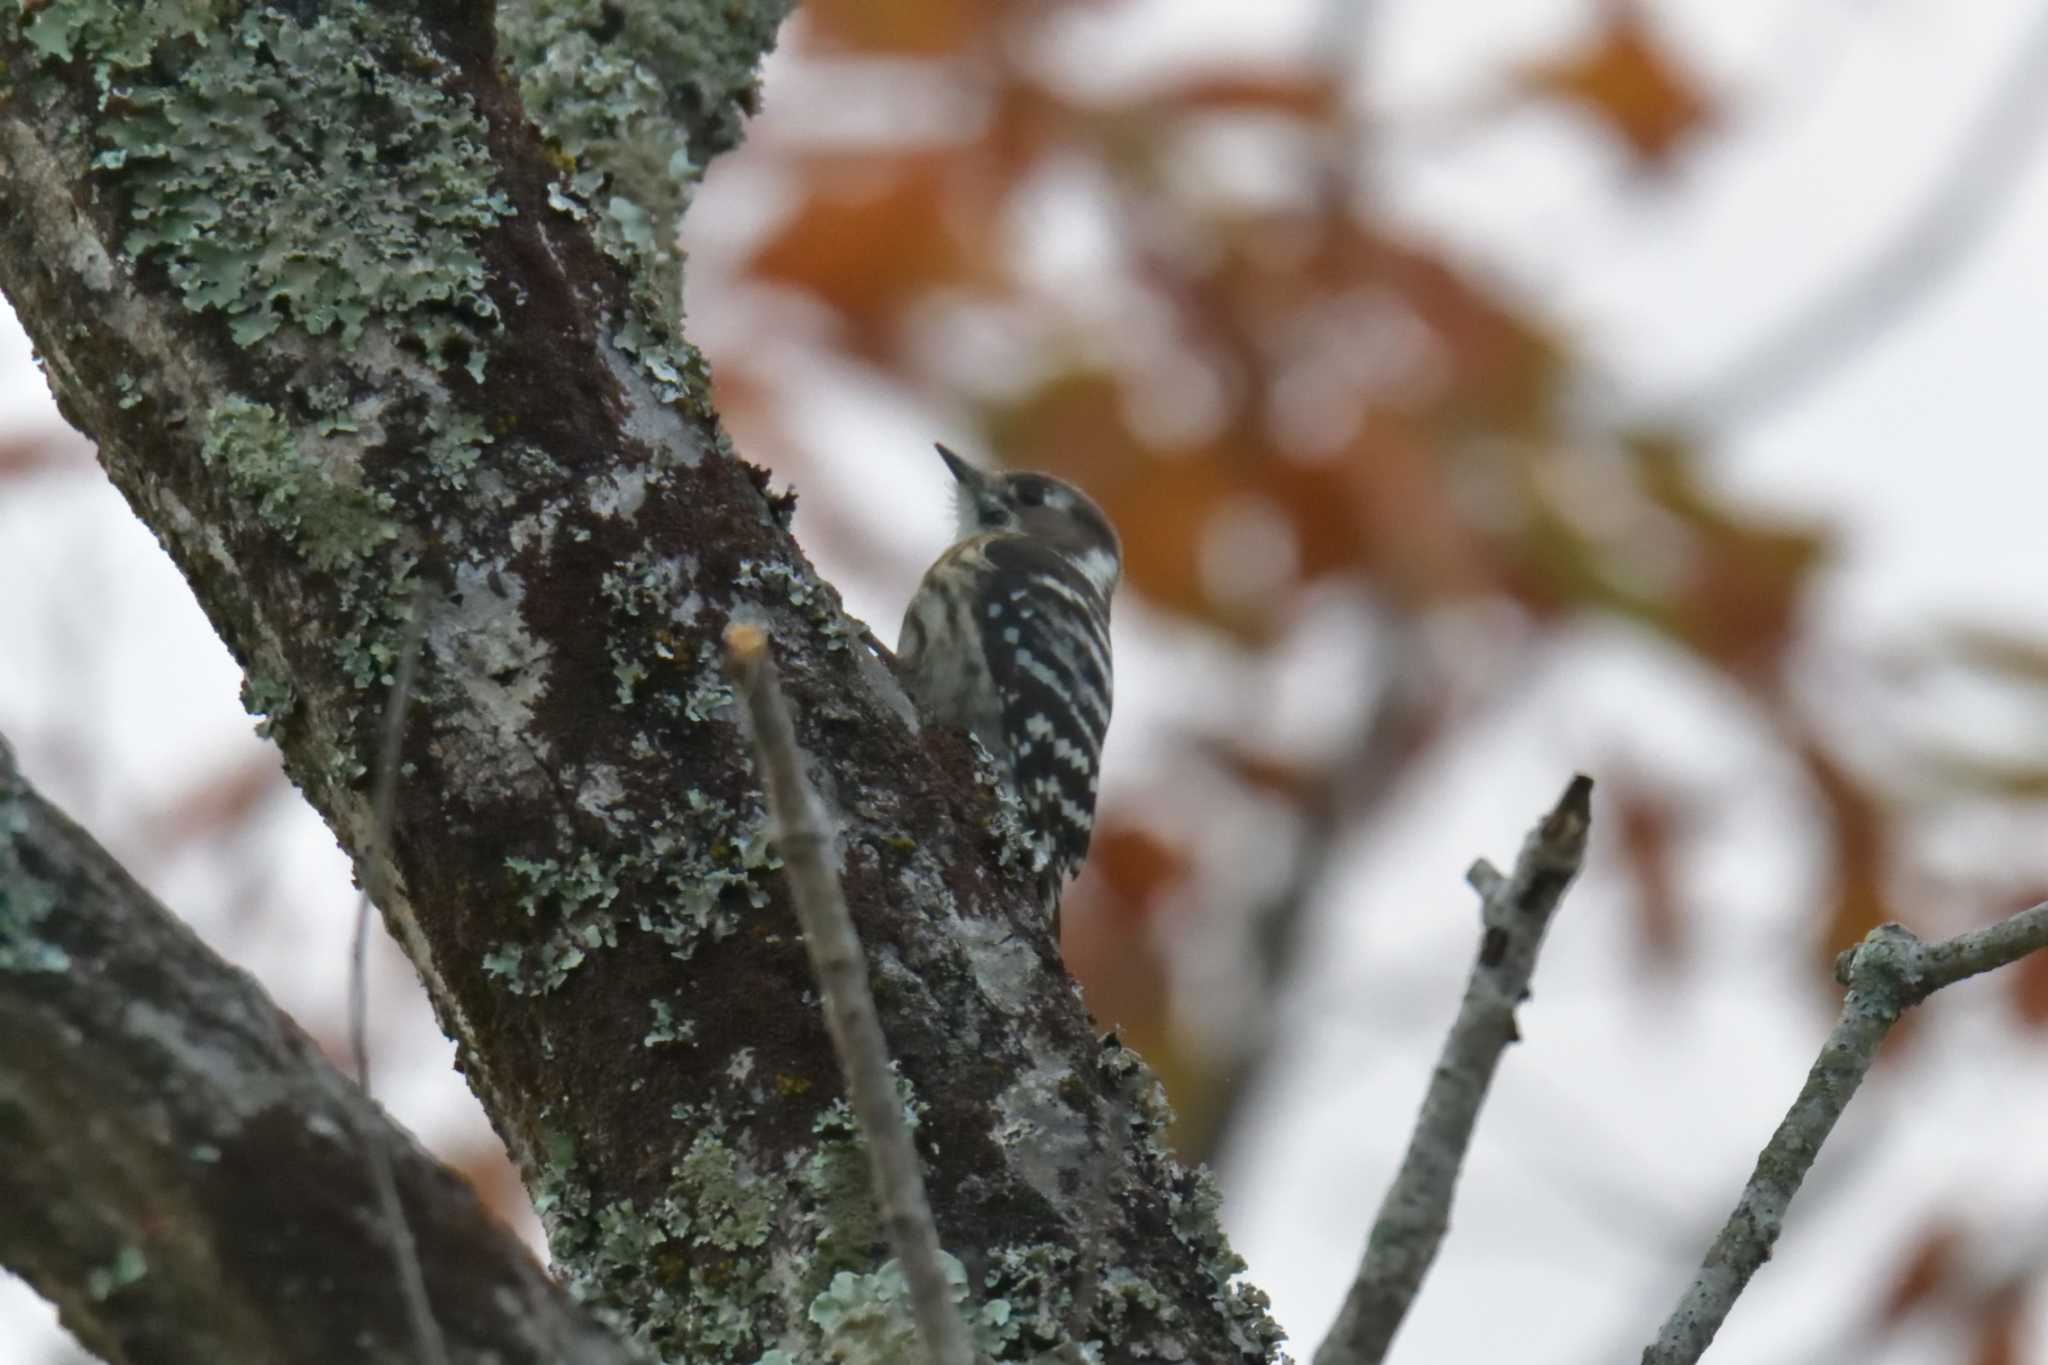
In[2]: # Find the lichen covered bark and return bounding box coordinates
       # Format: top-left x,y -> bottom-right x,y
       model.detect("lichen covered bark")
0,3 -> 1283,1361
497,0 -> 800,317
0,744 -> 637,1365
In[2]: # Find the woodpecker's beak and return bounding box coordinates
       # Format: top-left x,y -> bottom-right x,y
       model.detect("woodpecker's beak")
935,443 -> 983,491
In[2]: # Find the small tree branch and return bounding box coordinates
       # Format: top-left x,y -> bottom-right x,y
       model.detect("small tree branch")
1314,775 -> 1595,1365
724,625 -> 978,1365
347,597 -> 446,1365
0,734 -> 636,1365
1641,902 -> 2048,1365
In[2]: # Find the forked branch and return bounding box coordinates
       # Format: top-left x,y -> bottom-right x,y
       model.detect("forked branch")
1315,775 -> 1595,1365
1641,901 -> 2048,1365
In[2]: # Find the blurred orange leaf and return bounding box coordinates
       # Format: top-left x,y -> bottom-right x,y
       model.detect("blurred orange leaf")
746,154 -> 1006,355
990,371 -> 1242,626
145,755 -> 286,853
1518,2 -> 1715,168
800,0 -> 983,56
1139,71 -> 1340,121
1878,1220 -> 1961,1324
1089,821 -> 1190,912
1337,226 -> 1568,433
1611,775 -> 1685,969
1336,414 -> 1495,602
447,1140 -> 537,1242
0,429 -> 95,477
1632,433 -> 1830,677
1201,741 -> 1325,808
1971,1283 -> 2024,1365
995,371 -> 1474,630
1802,743 -> 1900,989
1064,865 -> 1207,1156
2006,899 -> 2048,1026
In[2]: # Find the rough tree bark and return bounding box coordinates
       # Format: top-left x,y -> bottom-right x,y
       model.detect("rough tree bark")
0,740 -> 636,1365
0,2 -> 1282,1362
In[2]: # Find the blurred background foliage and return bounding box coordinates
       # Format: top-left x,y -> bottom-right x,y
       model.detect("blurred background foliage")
8,0 -> 2048,1360
694,0 -> 2048,1156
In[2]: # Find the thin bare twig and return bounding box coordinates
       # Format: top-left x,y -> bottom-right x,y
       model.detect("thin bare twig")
1641,901 -> 2048,1365
724,623 -> 977,1365
347,593 -> 446,1365
1313,775 -> 1595,1365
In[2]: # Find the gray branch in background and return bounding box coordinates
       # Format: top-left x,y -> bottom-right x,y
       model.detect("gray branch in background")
724,626 -> 978,1365
1641,901 -> 2048,1365
1313,775 -> 1595,1365
346,599 -> 446,1365
0,735 -> 637,1365
1660,2 -> 2048,431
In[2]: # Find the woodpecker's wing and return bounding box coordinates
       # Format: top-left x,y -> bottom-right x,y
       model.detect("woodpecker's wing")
975,536 -> 1114,881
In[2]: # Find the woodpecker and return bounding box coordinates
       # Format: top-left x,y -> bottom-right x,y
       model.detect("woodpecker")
896,444 -> 1121,934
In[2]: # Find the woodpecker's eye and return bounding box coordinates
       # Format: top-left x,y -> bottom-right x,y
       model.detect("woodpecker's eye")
1016,482 -> 1046,507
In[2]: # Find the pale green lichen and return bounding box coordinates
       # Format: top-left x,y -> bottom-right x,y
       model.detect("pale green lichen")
804,1259 -> 958,1365
1166,1166 -> 1285,1357
238,671 -> 296,742
22,2 -> 209,69
612,314 -> 710,410
84,1245 -> 148,1301
644,998 -> 695,1047
498,0 -> 793,316
1097,1041 -> 1286,1361
526,1015 -> 1261,1364
482,799 -> 776,995
797,1113 -> 880,1288
421,409 -> 491,493
537,1124 -> 789,1359
678,1131 -> 774,1252
791,1257 -> 1025,1365
198,394 -> 416,787
614,659 -> 650,705
980,1242 -> 1079,1358
200,398 -> 397,574
601,553 -> 727,715
602,549 -> 687,707
33,0 -> 513,373
974,737 -> 1043,875
484,852 -> 622,995
305,383 -> 359,437
602,549 -> 686,620
733,558 -> 863,656
0,795 -> 70,975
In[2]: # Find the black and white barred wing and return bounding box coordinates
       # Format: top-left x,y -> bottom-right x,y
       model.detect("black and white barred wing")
976,537 -> 1114,881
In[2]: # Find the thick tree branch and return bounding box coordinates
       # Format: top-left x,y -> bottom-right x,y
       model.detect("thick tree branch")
0,736 -> 636,1365
1314,776 -> 1595,1365
726,626 -> 976,1365
0,4 -> 1282,1360
1641,903 -> 2048,1365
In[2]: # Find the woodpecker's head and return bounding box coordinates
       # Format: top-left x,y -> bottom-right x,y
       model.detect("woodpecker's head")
938,443 -> 1122,596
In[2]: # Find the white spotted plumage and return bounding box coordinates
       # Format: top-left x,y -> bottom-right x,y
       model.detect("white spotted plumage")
895,445 -> 1121,936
